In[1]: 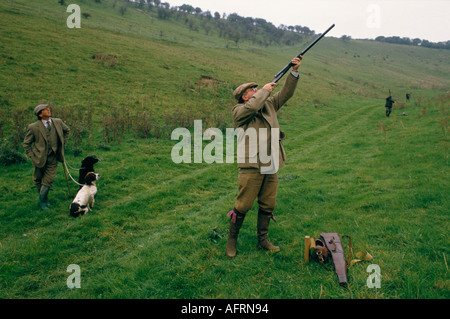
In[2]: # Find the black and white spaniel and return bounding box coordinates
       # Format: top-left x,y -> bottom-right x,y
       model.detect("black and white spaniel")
70,172 -> 100,217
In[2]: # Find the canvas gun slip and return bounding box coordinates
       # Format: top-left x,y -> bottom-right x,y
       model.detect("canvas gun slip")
271,23 -> 335,83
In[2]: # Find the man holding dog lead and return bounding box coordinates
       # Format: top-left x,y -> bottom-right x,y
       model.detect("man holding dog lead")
23,104 -> 70,210
226,56 -> 302,258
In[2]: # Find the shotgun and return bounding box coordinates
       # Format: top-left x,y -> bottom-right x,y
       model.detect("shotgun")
271,24 -> 335,83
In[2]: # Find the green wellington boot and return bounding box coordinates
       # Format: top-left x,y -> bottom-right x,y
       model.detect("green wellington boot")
38,185 -> 50,210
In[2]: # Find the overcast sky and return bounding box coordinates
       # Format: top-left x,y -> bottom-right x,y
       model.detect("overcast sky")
165,0 -> 449,42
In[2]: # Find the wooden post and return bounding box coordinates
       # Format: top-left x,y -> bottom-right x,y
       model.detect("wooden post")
305,236 -> 310,264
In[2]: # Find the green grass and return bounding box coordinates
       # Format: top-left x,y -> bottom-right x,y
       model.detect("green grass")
0,0 -> 449,299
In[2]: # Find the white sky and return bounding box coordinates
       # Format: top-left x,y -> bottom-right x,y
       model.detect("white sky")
165,0 -> 450,42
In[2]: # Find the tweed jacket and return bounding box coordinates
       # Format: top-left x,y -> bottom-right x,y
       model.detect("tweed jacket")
231,72 -> 299,171
23,118 -> 70,168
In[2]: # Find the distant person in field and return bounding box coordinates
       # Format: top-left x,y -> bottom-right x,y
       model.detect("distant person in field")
225,56 -> 302,259
406,93 -> 411,102
385,94 -> 395,117
23,104 -> 70,210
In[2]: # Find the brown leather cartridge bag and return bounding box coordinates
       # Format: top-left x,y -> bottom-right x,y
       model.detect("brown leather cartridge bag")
314,239 -> 329,264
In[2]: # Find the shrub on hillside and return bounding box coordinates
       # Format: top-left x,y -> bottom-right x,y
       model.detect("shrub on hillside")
0,138 -> 26,166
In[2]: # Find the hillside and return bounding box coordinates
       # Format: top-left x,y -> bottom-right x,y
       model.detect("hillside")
0,0 -> 449,301
1,0 -> 448,130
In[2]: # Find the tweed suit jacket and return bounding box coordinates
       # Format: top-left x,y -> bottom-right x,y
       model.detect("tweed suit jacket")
231,72 -> 299,171
23,118 -> 70,168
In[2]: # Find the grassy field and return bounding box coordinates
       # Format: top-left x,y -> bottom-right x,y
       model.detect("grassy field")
0,0 -> 449,300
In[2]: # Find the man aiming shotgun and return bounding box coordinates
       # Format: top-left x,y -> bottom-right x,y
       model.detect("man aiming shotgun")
226,24 -> 335,258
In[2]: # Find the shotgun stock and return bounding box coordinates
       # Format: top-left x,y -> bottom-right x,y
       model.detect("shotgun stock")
271,24 -> 335,83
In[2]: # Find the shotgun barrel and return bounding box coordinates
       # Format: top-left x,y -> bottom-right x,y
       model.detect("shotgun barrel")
271,23 -> 335,83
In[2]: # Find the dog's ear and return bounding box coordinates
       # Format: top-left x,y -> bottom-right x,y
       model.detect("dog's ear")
84,172 -> 96,184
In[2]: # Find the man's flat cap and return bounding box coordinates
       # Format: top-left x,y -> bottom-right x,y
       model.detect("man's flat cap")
233,82 -> 258,101
34,104 -> 49,115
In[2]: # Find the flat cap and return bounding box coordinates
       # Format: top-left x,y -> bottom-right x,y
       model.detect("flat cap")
233,82 -> 258,101
34,104 -> 49,115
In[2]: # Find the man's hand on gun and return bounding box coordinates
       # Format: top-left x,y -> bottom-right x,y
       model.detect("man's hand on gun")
263,56 -> 302,93
263,82 -> 277,93
291,55 -> 302,71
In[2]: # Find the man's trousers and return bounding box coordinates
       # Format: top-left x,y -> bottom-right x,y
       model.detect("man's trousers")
234,169 -> 278,215
33,152 -> 58,189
